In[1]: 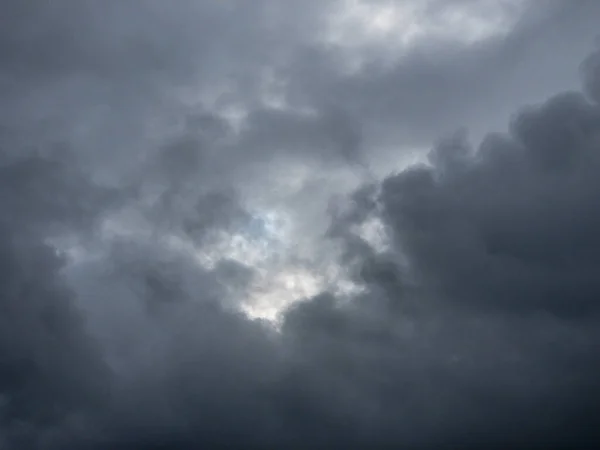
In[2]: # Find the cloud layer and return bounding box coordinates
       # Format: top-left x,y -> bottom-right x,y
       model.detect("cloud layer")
2,1 -> 600,448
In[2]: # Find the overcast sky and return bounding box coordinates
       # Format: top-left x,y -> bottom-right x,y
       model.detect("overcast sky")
2,0 -> 600,448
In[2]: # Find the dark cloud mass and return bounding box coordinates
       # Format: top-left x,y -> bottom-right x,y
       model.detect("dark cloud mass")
2,0 -> 600,448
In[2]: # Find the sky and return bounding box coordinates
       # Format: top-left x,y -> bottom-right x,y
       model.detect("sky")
1,0 -> 600,448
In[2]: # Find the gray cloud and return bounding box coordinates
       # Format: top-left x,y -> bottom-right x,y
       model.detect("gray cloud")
2,1 -> 600,449
582,44 -> 600,103
378,89 -> 600,318
0,155 -> 112,448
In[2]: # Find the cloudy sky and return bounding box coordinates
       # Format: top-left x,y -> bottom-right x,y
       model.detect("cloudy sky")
2,0 -> 600,448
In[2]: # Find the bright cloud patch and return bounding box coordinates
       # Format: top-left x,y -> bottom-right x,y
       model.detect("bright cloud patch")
326,0 -> 529,69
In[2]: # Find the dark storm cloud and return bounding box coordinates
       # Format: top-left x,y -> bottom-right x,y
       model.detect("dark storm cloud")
378,88 -> 600,318
0,151 -> 113,448
287,38 -> 600,443
277,46 -> 600,446
2,1 -> 600,449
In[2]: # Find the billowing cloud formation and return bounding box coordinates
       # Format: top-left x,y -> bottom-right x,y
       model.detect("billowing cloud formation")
2,0 -> 600,448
